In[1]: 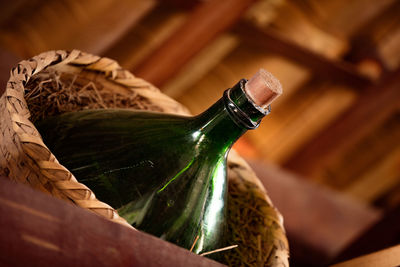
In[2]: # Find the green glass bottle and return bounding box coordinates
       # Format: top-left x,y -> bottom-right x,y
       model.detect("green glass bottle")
35,69 -> 281,257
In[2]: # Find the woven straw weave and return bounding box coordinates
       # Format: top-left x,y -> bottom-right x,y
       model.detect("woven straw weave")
0,50 -> 289,266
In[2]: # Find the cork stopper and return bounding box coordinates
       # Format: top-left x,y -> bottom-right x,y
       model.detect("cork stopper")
244,69 -> 283,108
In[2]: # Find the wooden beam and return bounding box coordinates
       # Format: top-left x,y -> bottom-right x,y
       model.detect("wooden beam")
133,0 -> 256,88
283,68 -> 400,179
346,0 -> 400,65
235,23 -> 373,88
0,178 -> 224,267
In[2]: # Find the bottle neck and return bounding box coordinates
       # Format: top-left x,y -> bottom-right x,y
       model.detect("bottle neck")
192,79 -> 270,155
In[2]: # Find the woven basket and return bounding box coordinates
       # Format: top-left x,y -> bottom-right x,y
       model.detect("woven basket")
0,50 -> 289,266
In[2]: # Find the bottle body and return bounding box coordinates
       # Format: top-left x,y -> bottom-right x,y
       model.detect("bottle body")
36,79 -> 270,255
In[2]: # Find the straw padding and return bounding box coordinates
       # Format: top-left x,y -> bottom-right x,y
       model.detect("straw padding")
226,151 -> 289,266
0,50 -> 288,266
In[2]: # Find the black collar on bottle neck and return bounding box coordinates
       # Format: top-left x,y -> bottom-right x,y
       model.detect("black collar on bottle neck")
223,79 -> 271,130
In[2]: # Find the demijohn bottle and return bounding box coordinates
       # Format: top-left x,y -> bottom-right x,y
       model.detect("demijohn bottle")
35,69 -> 282,256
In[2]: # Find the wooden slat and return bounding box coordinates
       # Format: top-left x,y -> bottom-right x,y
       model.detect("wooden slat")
133,0 -> 256,88
344,148 -> 400,203
162,34 -> 239,97
104,5 -> 187,71
0,178 -> 224,267
0,0 -> 156,58
331,245 -> 400,267
69,0 -> 157,55
317,113 -> 400,189
284,68 -> 400,179
235,22 -> 373,88
379,25 -> 400,71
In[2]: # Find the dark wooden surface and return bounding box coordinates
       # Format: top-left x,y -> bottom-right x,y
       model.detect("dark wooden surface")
133,0 -> 255,87
247,160 -> 381,266
0,177 -> 225,267
332,203 -> 400,264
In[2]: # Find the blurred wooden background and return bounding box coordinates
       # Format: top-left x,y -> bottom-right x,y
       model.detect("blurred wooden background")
0,0 -> 399,266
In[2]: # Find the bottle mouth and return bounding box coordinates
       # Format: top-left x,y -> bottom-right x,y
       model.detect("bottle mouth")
223,79 -> 271,130
244,68 -> 283,108
241,80 -> 272,115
